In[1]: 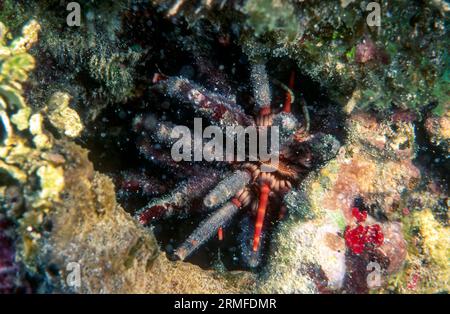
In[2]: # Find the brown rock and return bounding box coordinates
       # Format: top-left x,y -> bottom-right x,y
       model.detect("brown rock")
21,141 -> 253,293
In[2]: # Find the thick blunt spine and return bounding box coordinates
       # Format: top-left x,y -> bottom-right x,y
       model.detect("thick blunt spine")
203,170 -> 251,208
250,63 -> 272,114
157,76 -> 254,127
137,169 -> 222,224
173,201 -> 240,261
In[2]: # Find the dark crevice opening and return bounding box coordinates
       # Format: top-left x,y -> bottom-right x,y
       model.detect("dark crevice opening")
78,6 -> 347,272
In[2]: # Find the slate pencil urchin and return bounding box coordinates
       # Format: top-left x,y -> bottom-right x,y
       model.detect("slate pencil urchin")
125,62 -> 340,268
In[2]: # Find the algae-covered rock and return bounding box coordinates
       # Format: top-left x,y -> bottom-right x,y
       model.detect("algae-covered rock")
46,92 -> 83,138
260,211 -> 346,293
261,111 -> 447,293
4,0 -> 448,117
425,111 -> 450,154
384,209 -> 449,293
153,0 -> 449,115
0,20 -> 252,293
33,141 -> 249,293
1,0 -> 144,122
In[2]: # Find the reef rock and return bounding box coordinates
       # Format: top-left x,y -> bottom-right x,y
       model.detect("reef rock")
28,141 -> 252,293
425,112 -> 450,154
261,111 -> 447,293
0,21 -> 253,293
260,212 -> 346,293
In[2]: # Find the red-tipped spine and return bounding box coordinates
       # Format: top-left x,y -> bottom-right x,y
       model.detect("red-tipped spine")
152,72 -> 167,84
283,71 -> 295,113
253,183 -> 271,252
218,227 -> 223,241
259,106 -> 271,116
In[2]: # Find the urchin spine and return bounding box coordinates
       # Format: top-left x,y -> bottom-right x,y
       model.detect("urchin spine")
173,200 -> 240,261
137,169 -> 222,224
203,170 -> 252,208
250,63 -> 272,113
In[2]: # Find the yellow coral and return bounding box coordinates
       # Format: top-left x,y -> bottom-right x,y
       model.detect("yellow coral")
1,21 -> 64,210
413,209 -> 450,269
9,20 -> 41,55
29,113 -> 52,149
388,209 -> 450,293
0,159 -> 27,183
35,165 -> 65,205
47,92 -> 83,138
10,107 -> 31,130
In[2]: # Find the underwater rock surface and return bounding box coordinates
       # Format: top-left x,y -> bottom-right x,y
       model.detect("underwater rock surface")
262,111 -> 448,293
34,141 -> 252,293
0,19 -> 252,293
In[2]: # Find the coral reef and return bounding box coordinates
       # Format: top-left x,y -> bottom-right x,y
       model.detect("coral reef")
153,0 -> 449,115
0,0 -> 448,294
425,111 -> 450,154
0,20 -> 253,293
1,0 -> 145,121
260,110 -> 448,293
387,209 -> 449,293
242,0 -> 449,114
32,141 -> 252,293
